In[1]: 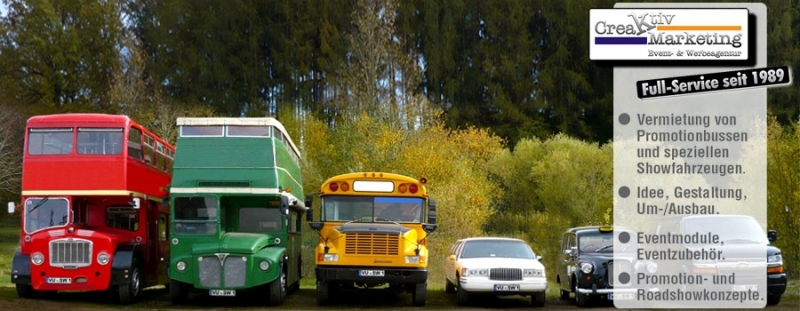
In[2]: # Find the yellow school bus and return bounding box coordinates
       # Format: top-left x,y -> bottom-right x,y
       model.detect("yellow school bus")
304,172 -> 437,306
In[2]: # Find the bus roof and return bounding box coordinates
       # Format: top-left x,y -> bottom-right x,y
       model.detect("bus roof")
323,172 -> 425,185
27,113 -> 131,125
176,117 -> 300,158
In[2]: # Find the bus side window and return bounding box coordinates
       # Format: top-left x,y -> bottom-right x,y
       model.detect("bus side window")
127,127 -> 143,160
159,213 -> 168,241
106,206 -> 139,231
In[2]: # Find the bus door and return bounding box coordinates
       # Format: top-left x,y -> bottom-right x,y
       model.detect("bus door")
145,200 -> 159,282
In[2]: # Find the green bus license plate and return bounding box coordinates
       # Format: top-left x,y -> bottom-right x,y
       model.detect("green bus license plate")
494,284 -> 519,291
209,289 -> 236,297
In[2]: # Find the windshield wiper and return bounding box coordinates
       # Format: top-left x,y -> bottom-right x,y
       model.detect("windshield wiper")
28,198 -> 49,213
596,245 -> 614,252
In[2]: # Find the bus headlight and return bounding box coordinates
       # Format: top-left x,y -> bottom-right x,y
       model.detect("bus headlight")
260,261 -> 270,271
405,256 -> 420,264
176,261 -> 186,271
97,252 -> 110,265
31,252 -> 44,265
323,254 -> 338,262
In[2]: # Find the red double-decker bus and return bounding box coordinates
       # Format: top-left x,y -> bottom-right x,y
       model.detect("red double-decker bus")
8,113 -> 175,304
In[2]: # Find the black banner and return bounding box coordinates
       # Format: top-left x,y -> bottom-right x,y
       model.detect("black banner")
637,65 -> 792,99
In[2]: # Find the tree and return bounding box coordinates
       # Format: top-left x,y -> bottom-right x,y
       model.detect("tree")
109,26 -> 216,144
0,105 -> 24,198
0,0 -> 123,113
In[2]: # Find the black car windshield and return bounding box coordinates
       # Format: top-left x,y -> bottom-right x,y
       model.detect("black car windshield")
682,216 -> 768,245
460,240 -> 535,259
578,231 -> 614,253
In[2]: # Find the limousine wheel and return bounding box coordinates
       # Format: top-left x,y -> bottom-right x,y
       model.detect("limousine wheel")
445,278 -> 455,293
456,277 -> 469,306
531,292 -> 545,307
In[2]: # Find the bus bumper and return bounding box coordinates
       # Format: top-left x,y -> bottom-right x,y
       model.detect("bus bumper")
316,266 -> 427,284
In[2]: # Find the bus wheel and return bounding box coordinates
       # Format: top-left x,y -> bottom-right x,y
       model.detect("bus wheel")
412,282 -> 427,306
316,280 -> 329,306
118,260 -> 143,304
267,263 -> 287,306
170,279 -> 188,305
15,284 -> 36,299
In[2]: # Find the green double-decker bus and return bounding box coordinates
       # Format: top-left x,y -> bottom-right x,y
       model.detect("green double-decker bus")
167,117 -> 306,305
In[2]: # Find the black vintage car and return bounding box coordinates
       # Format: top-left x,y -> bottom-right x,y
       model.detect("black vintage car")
557,226 -> 658,307
653,215 -> 787,306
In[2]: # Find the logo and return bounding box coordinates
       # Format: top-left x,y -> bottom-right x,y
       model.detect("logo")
589,9 -> 749,61
374,259 -> 392,264
215,253 -> 229,266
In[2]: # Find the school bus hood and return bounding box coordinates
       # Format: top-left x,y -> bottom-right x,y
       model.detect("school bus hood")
334,222 -> 412,235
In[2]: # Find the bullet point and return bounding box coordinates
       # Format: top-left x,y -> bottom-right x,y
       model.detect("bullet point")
619,272 -> 630,284
618,186 -> 630,198
619,113 -> 630,125
619,232 -> 630,243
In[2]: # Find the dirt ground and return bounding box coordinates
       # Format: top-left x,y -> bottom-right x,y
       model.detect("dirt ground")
0,286 -> 796,310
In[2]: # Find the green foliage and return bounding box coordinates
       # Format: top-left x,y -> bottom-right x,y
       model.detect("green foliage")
0,0 -> 122,112
766,116 -> 800,277
485,134 -> 613,277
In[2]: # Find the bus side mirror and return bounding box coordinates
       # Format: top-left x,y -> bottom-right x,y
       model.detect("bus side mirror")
7,202 -> 15,214
427,200 -> 437,225
767,230 -> 777,242
305,196 -> 313,209
130,198 -> 141,209
280,196 -> 289,215
162,196 -> 169,207
306,208 -> 313,222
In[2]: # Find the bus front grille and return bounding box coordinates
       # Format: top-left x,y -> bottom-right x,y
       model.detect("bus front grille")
345,233 -> 399,255
198,256 -> 221,287
49,238 -> 92,268
223,256 -> 247,287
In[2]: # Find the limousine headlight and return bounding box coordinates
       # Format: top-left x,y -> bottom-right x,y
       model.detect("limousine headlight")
462,268 -> 488,277
523,269 -> 544,277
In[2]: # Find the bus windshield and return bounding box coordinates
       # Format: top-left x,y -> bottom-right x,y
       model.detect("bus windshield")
24,198 -> 70,233
322,196 -> 424,223
174,196 -> 218,234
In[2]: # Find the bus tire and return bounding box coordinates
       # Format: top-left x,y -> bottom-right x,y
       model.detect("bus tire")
267,263 -> 287,306
170,279 -> 188,305
16,284 -> 36,299
412,282 -> 427,306
118,258 -> 143,304
316,280 -> 329,306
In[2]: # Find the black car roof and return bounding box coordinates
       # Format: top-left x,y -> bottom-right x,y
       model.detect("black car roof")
564,225 -> 635,235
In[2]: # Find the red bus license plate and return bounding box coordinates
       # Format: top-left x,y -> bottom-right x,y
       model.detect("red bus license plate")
46,277 -> 71,284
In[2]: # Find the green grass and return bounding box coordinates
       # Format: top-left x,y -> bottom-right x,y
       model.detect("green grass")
0,221 -> 19,287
